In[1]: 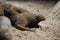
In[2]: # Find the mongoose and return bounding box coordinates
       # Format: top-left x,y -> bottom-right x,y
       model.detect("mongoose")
4,3 -> 45,32
0,16 -> 13,40
5,10 -> 45,32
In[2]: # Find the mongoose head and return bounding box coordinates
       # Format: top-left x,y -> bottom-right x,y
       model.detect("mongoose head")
35,16 -> 45,23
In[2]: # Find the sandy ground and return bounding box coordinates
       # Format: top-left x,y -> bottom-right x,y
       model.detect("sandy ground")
6,1 -> 60,40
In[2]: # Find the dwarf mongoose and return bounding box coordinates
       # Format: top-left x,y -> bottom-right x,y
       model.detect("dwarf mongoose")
4,3 -> 45,32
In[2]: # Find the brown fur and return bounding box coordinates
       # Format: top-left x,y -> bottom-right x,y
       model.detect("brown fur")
15,13 -> 45,31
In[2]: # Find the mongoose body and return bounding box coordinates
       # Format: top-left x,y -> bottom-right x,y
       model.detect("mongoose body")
7,12 -> 45,31
0,16 -> 13,40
